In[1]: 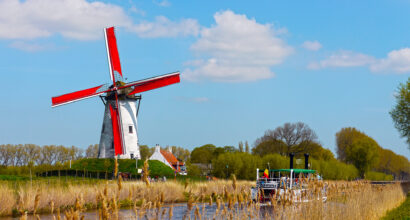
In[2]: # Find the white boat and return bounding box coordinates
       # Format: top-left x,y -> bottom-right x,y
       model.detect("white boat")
251,168 -> 327,203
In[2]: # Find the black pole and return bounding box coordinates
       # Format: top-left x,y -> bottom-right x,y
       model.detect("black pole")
289,153 -> 294,169
304,153 -> 309,169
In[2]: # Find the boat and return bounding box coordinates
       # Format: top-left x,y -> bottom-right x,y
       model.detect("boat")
251,154 -> 327,203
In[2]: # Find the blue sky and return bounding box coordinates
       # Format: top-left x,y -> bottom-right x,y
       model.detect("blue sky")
0,0 -> 409,158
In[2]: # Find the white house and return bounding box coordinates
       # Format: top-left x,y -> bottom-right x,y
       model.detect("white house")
149,145 -> 186,174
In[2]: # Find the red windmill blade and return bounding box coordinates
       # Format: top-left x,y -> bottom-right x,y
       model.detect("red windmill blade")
51,26 -> 180,159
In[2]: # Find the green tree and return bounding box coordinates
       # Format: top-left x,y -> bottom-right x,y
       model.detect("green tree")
390,77 -> 410,149
336,128 -> 380,177
139,145 -> 153,160
252,139 -> 287,156
348,137 -> 379,177
336,127 -> 367,162
190,144 -> 217,163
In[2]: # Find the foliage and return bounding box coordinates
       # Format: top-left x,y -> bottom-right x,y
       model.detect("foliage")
139,145 -> 154,161
186,163 -> 201,177
252,139 -> 287,156
212,152 -> 261,180
261,154 -> 288,170
336,128 -> 380,177
365,171 -> 394,181
390,77 -> 410,149
190,144 -> 229,164
0,174 -> 29,181
310,158 -> 358,180
382,193 -> 410,220
348,136 -> 380,177
71,158 -> 174,177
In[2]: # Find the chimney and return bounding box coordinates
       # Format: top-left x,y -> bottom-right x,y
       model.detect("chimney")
155,144 -> 160,152
289,153 -> 294,169
167,146 -> 172,153
304,153 -> 309,169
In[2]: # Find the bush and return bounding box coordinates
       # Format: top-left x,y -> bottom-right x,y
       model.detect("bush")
71,158 -> 174,177
365,171 -> 394,181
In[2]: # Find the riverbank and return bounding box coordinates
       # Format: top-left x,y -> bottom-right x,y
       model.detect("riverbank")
0,179 -> 406,219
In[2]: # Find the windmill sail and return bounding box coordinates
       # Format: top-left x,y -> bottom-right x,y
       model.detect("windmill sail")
118,71 -> 180,95
51,84 -> 110,107
109,103 -> 123,155
104,27 -> 123,83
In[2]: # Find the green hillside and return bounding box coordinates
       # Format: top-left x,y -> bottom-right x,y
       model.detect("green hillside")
71,158 -> 175,177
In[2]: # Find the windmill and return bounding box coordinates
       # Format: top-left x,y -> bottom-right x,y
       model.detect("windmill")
51,27 -> 180,159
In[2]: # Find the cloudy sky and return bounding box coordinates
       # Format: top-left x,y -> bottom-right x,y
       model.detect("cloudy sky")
0,0 -> 409,158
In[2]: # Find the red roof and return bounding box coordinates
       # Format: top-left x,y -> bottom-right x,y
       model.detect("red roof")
160,150 -> 184,171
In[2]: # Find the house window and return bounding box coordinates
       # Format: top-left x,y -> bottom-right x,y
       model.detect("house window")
129,126 -> 133,134
130,153 -> 134,159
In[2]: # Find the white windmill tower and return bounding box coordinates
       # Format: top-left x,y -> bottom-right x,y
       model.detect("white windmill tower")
51,27 -> 180,159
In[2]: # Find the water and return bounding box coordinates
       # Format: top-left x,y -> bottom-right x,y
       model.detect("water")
0,203 -> 252,220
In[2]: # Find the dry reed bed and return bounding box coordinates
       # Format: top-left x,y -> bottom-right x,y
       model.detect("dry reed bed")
0,179 -> 252,217
0,179 -> 406,220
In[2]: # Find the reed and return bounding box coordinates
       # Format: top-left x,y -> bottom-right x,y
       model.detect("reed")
0,179 -> 406,220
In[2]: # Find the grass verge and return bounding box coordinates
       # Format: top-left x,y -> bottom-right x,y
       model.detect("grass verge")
382,192 -> 410,220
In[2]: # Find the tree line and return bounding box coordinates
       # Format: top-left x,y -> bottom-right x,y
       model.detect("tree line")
189,122 -> 410,180
0,144 -> 98,166
1,124 -> 408,181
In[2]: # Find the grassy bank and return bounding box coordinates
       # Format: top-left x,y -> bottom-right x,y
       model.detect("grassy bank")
382,192 -> 410,220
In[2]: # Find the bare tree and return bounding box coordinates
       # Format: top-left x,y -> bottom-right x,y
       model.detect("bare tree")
255,122 -> 318,155
0,144 -> 15,166
23,144 -> 41,165
85,144 -> 98,158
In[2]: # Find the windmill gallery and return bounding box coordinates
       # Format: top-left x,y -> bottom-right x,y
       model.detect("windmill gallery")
51,27 -> 180,160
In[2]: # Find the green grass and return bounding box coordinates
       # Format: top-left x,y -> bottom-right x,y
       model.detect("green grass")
382,192 -> 410,220
71,158 -> 175,177
0,174 -> 30,181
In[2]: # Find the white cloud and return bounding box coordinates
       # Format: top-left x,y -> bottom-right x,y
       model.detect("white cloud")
130,6 -> 146,16
0,0 -> 198,41
9,41 -> 53,52
0,0 -> 132,40
130,16 -> 199,38
370,48 -> 410,74
184,10 -> 293,82
309,48 -> 410,74
308,50 -> 375,69
302,40 -> 322,51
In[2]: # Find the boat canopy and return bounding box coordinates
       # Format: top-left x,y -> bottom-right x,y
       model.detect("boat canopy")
269,169 -> 316,174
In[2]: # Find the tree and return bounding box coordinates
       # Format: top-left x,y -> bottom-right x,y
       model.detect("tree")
139,145 -> 153,160
171,146 -> 190,162
252,139 -> 287,156
223,146 -> 237,153
86,144 -> 99,158
190,144 -> 217,164
390,77 -> 410,149
308,142 -> 335,161
348,137 -> 379,177
336,127 -> 367,161
335,127 -> 380,177
245,141 -> 249,153
255,122 -> 318,156
238,141 -> 244,152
